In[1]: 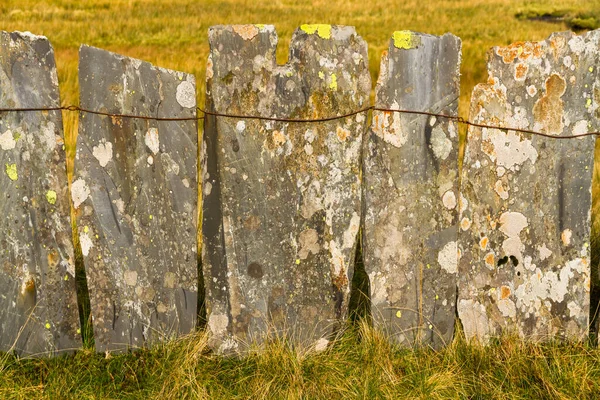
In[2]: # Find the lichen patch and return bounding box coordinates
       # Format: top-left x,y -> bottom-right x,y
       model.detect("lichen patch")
79,232 -> 93,257
145,128 -> 160,155
392,31 -> 420,49
482,128 -> 538,171
442,190 -> 457,209
298,228 -> 320,260
533,74 -> 567,135
438,241 -> 458,274
176,80 -> 196,109
0,129 -> 16,150
233,25 -> 259,41
92,140 -> 113,167
71,178 -> 90,209
431,125 -> 452,160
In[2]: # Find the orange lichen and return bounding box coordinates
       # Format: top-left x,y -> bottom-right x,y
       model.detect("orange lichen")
515,63 -> 528,80
496,41 -> 543,64
485,253 -> 495,267
232,25 -> 259,41
500,286 -> 511,299
480,237 -> 489,250
332,267 -> 348,290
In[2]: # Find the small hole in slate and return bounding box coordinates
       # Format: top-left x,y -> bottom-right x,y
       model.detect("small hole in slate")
509,255 -> 519,266
247,262 -> 263,279
232,138 -> 240,152
517,271 -> 521,276
497,256 -> 509,267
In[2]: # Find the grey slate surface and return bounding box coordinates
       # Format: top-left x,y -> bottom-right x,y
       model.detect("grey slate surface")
203,24 -> 370,354
458,30 -> 600,342
0,31 -> 81,356
363,31 -> 461,349
75,46 -> 198,352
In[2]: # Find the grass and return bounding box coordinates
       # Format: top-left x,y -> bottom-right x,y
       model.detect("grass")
2,0 -> 600,398
2,322 -> 600,399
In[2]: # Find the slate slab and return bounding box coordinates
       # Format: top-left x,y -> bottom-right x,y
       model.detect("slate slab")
362,31 -> 461,349
0,31 -> 80,356
75,46 -> 198,352
458,30 -> 600,342
202,24 -> 370,354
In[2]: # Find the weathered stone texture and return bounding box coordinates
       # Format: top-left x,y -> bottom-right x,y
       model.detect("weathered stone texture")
203,25 -> 370,353
363,32 -> 461,348
0,31 -> 80,355
75,46 -> 198,352
458,30 -> 600,342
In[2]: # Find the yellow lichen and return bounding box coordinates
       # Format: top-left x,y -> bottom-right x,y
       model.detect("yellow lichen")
255,24 -> 266,30
5,163 -> 17,181
46,190 -> 57,205
392,30 -> 420,49
329,73 -> 337,90
300,24 -> 331,39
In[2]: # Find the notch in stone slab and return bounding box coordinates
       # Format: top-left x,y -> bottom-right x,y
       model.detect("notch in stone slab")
206,24 -> 371,118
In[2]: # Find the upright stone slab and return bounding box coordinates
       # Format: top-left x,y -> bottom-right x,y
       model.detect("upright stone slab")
75,46 -> 198,352
458,30 -> 600,342
0,31 -> 80,355
203,25 -> 370,353
362,32 -> 461,349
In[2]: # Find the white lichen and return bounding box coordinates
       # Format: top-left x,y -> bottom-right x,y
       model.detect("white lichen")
437,241 -> 458,274
71,178 -> 90,209
79,232 -> 93,257
431,125 -> 452,160
175,79 -> 196,109
145,128 -> 160,155
0,130 -> 16,150
92,140 -> 113,167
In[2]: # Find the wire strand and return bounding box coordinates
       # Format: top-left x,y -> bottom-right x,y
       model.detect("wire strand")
0,105 -> 598,139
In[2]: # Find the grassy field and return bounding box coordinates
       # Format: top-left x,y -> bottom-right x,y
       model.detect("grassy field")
2,322 -> 600,399
2,0 -> 600,398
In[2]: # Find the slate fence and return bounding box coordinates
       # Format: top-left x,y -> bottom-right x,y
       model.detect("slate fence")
0,26 -> 599,357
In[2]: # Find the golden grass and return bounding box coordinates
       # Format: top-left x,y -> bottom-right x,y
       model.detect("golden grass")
2,321 -> 600,399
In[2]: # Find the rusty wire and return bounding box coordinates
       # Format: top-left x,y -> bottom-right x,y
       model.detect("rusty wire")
0,104 -> 599,139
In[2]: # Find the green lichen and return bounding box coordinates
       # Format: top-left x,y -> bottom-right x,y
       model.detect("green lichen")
13,131 -> 21,141
329,73 -> 338,90
392,31 -> 420,49
46,190 -> 57,205
300,24 -> 331,39
255,24 -> 266,30
5,163 -> 17,181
